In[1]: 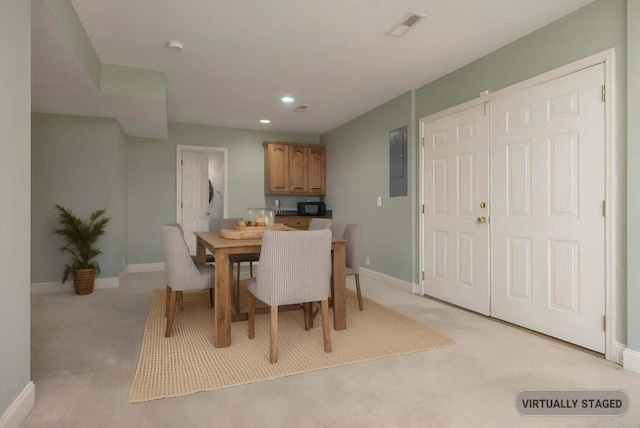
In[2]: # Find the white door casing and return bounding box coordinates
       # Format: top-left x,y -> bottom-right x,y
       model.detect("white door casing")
491,64 -> 606,353
423,104 -> 491,315
181,150 -> 210,254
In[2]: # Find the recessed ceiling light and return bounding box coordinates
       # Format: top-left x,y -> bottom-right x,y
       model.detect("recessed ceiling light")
281,96 -> 294,103
167,40 -> 184,50
259,119 -> 271,124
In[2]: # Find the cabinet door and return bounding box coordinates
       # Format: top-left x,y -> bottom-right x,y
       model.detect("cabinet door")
307,145 -> 326,194
289,145 -> 308,193
266,144 -> 289,194
288,217 -> 310,229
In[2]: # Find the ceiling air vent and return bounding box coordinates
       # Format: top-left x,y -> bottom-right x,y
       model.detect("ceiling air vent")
386,12 -> 427,38
294,104 -> 309,113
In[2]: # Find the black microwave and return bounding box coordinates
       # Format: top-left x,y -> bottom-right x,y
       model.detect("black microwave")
297,202 -> 326,216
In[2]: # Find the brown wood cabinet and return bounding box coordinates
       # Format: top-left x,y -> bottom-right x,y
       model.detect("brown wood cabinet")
264,141 -> 326,195
275,216 -> 331,230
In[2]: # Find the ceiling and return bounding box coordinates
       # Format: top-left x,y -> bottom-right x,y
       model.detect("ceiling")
32,0 -> 594,136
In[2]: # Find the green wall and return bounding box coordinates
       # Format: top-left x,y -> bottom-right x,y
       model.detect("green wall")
127,122 -> 318,264
31,113 -> 128,283
320,0 -> 629,344
627,0 -> 640,352
321,92 -> 414,282
0,0 -> 31,418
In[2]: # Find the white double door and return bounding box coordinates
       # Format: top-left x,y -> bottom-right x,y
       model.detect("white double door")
423,64 -> 605,352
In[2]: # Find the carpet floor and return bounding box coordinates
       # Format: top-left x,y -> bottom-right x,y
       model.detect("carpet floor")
129,285 -> 453,402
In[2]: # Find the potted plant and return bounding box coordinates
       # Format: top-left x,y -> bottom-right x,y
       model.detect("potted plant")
54,204 -> 111,295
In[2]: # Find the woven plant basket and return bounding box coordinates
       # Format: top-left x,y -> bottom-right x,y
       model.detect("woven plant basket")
73,268 -> 95,295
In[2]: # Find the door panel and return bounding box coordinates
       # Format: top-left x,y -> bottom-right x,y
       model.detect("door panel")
423,104 -> 490,315
491,63 -> 605,352
181,151 -> 209,254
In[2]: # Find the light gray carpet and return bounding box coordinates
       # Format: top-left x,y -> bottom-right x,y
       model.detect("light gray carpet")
25,271 -> 640,427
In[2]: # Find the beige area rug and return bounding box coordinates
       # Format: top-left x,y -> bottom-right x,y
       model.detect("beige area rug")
129,282 -> 454,403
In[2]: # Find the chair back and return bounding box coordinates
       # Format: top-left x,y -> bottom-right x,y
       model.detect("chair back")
210,218 -> 242,232
167,222 -> 184,236
343,223 -> 362,275
255,230 -> 332,306
330,222 -> 346,239
160,225 -> 201,291
308,218 -> 332,230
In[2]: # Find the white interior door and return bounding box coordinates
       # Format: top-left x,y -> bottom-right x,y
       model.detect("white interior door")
491,64 -> 605,352
181,150 -> 210,254
423,104 -> 490,315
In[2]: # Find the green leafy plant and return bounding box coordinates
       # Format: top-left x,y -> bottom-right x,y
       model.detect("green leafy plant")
54,204 -> 111,283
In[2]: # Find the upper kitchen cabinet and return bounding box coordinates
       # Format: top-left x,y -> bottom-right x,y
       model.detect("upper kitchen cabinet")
263,141 -> 326,195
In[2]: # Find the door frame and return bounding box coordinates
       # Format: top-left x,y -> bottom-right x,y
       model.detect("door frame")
176,144 -> 229,225
418,49 -> 618,363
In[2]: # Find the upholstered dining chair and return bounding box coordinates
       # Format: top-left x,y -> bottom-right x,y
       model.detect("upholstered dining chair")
308,218 -> 332,230
329,221 -> 346,239
247,230 -> 332,363
167,222 -> 210,265
343,223 -> 363,310
210,218 -> 260,311
160,225 -> 215,337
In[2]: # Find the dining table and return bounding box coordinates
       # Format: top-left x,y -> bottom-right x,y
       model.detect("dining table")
194,230 -> 348,348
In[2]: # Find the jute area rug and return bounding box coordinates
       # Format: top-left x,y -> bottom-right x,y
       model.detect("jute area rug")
129,282 -> 454,403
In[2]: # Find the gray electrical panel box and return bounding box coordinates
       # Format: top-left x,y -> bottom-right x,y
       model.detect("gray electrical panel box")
389,125 -> 408,197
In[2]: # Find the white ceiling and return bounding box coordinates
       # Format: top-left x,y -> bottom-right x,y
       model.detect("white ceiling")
32,0 -> 594,136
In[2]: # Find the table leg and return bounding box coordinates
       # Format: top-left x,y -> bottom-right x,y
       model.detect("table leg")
196,237 -> 207,264
332,242 -> 346,330
214,248 -> 232,347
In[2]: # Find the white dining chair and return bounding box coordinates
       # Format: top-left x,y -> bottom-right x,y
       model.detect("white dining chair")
247,230 -> 332,363
329,221 -> 346,239
343,223 -> 363,310
160,225 -> 215,337
308,218 -> 332,230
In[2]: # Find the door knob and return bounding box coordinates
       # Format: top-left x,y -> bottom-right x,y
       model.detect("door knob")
477,216 -> 487,223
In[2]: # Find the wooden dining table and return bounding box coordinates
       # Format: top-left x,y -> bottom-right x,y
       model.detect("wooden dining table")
194,231 -> 348,348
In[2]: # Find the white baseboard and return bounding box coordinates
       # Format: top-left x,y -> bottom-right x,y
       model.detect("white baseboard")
31,276 -> 119,294
359,267 -> 413,293
623,347 -> 640,374
0,382 -> 34,428
612,342 -> 625,365
128,262 -> 165,273
118,265 -> 129,286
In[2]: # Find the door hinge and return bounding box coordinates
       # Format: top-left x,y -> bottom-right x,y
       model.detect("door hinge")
422,204 -> 425,214
602,200 -> 606,217
181,202 -> 183,209
602,85 -> 606,102
422,271 -> 425,281
181,159 -> 183,166
603,315 -> 606,331
483,101 -> 490,116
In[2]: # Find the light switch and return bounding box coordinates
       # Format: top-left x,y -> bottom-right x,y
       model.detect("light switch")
377,196 -> 382,207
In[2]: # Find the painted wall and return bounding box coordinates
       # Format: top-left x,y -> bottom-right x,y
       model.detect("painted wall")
31,113 -> 127,283
320,0 -> 628,343
627,0 -> 640,352
414,0 -> 627,343
0,0 -> 31,418
127,122 -> 318,264
321,91 -> 414,282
